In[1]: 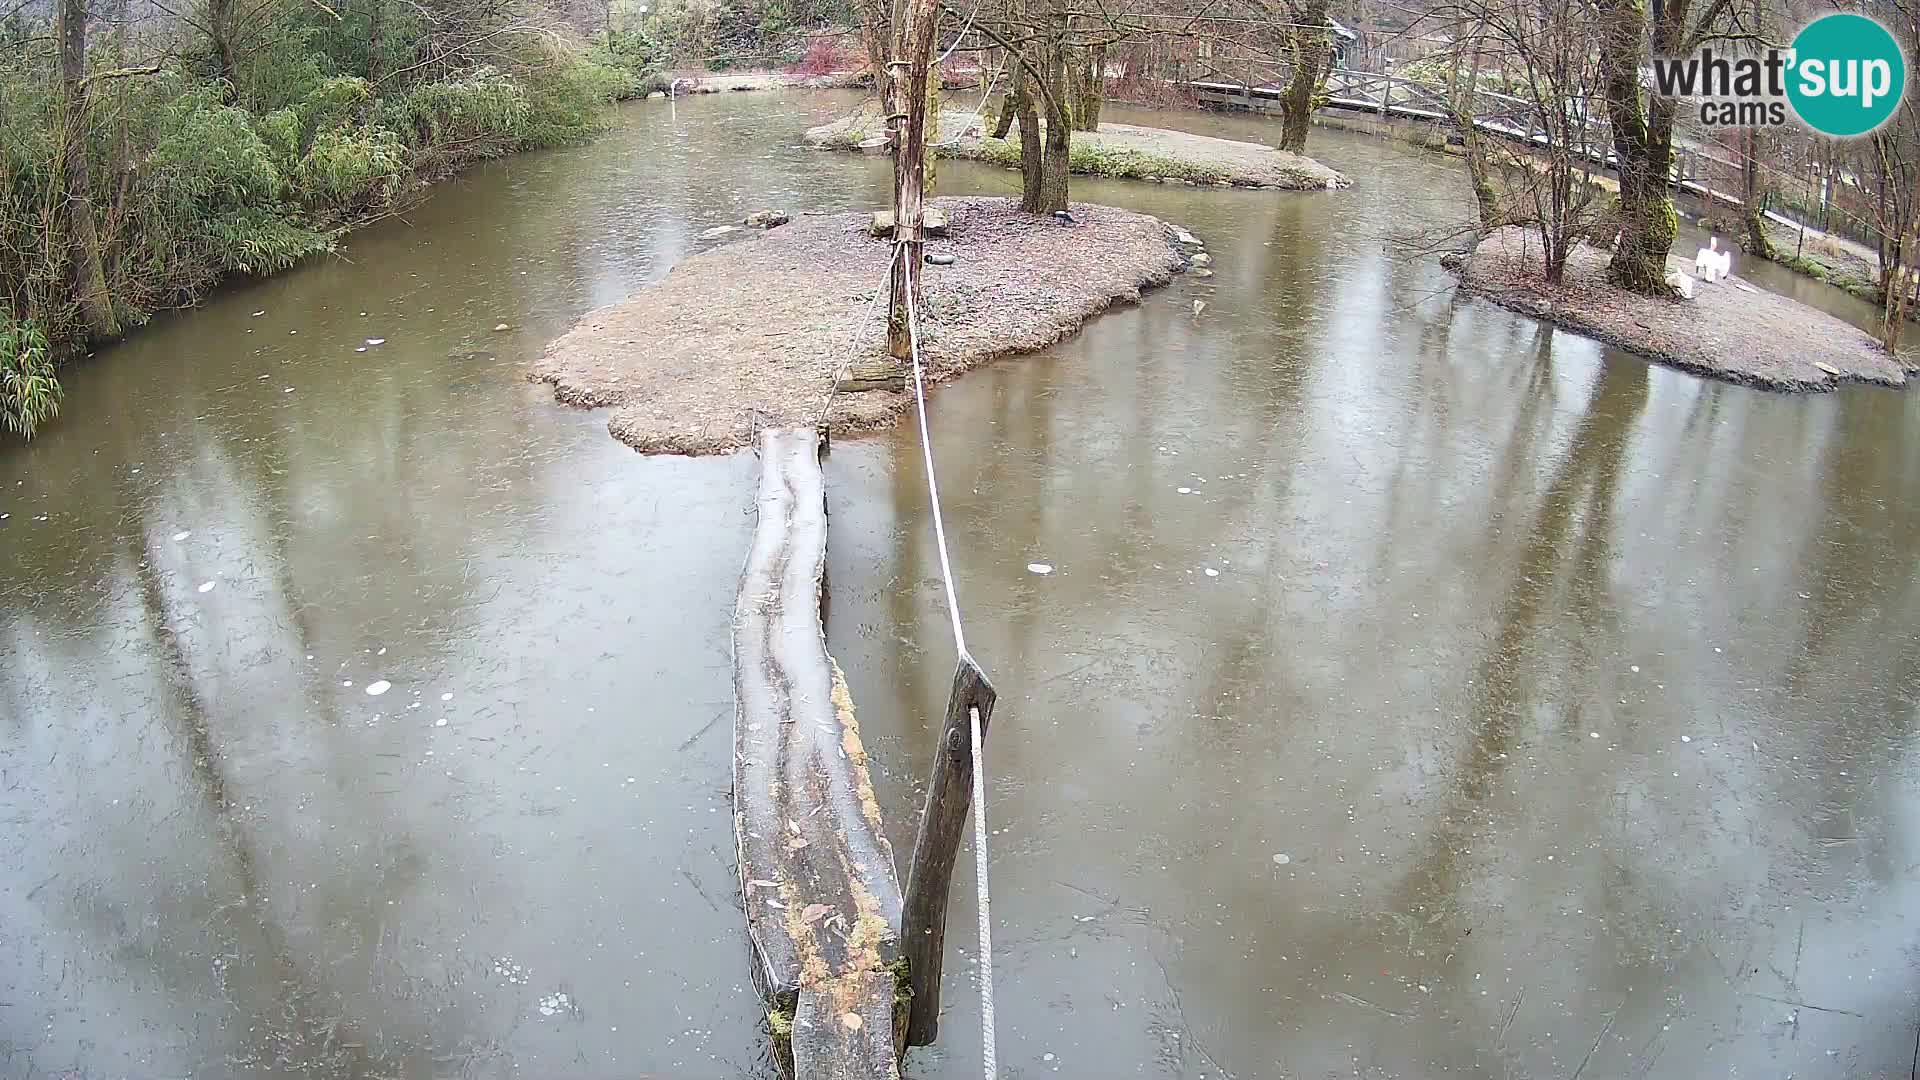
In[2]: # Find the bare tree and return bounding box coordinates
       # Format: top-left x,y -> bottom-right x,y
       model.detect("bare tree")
1429,0 -> 1607,282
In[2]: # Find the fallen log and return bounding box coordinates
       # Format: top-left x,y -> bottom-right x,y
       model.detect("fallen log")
733,427 -> 907,1079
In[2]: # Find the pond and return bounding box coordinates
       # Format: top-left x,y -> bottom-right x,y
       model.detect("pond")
3,89 -> 1916,1079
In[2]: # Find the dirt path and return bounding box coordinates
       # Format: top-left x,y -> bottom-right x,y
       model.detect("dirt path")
1451,226 -> 1909,391
533,197 -> 1189,454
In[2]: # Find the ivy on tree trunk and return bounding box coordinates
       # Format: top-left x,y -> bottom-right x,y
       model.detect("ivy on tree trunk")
58,0 -> 117,340
1598,0 -> 1683,295
1278,0 -> 1330,154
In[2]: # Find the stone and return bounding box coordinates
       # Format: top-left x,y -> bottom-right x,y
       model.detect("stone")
1189,252 -> 1213,267
1191,267 -> 1215,279
744,210 -> 791,229
836,359 -> 905,393
856,137 -> 890,154
493,322 -> 512,332
1168,225 -> 1201,246
700,224 -> 742,240
646,90 -> 666,100
926,251 -> 955,266
869,208 -> 948,238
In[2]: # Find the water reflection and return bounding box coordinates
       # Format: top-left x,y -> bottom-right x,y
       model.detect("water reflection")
4,90 -> 1918,1080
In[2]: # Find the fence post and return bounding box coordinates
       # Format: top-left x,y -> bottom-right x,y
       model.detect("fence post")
901,653 -> 998,1046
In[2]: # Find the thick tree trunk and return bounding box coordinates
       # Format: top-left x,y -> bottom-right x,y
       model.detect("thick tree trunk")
57,0 -> 116,340
884,0 -> 938,359
1599,0 -> 1678,294
1015,67 -> 1044,211
1278,0 -> 1330,154
1033,12 -> 1072,213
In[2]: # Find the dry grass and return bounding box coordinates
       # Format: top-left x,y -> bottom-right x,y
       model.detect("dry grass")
532,197 -> 1188,454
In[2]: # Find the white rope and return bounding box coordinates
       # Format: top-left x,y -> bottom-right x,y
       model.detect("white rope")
930,60 -> 1005,148
968,701 -> 997,1080
901,250 -> 968,657
901,244 -> 996,1078
814,245 -> 904,429
935,0 -> 985,65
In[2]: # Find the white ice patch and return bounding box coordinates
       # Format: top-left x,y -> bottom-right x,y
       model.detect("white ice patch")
1027,563 -> 1053,575
1177,487 -> 1193,494
365,680 -> 391,696
441,692 -> 453,701
173,531 -> 191,541
197,581 -> 216,593
435,717 -> 448,727
1204,568 -> 1220,578
365,338 -> 386,346
1272,853 -> 1291,865
536,992 -> 572,1017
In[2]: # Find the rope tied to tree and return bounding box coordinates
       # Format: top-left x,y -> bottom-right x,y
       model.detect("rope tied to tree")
901,243 -> 999,1079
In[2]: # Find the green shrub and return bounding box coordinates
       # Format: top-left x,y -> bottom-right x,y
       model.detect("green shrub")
376,69 -> 531,164
295,122 -> 409,210
0,316 -> 60,439
198,207 -> 334,275
149,89 -> 286,206
519,55 -> 628,147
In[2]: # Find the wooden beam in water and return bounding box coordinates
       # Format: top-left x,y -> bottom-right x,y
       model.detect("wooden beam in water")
901,654 -> 997,1046
733,427 -> 905,1080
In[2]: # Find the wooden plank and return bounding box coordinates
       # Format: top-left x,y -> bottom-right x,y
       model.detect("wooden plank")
901,654 -> 998,1046
792,970 -> 906,1076
733,427 -> 904,1079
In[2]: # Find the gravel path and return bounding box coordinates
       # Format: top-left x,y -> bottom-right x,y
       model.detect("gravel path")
1452,226 -> 1910,392
805,108 -> 1348,190
533,197 -> 1187,454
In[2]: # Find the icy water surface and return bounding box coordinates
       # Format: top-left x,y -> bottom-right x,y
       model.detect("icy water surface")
4,91 -> 1918,1078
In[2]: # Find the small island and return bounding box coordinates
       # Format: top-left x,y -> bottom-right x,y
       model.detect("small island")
1450,226 -> 1909,392
534,197 -> 1197,454
805,105 -> 1349,191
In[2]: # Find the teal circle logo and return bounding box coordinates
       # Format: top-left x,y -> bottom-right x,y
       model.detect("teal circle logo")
1787,13 -> 1907,136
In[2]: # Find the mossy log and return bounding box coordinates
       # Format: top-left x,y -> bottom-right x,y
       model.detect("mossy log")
733,428 -> 907,1079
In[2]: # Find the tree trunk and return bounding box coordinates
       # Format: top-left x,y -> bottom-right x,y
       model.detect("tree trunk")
884,0 -> 939,360
1033,11 -> 1072,213
1071,44 -> 1103,131
208,0 -> 239,100
1450,36 -> 1500,230
1742,129 -> 1775,259
1278,0 -> 1330,153
367,0 -> 385,85
990,56 -> 1022,139
57,0 -> 116,340
1598,0 -> 1676,294
1015,63 -> 1044,211
859,0 -> 889,104
1884,207 -> 1917,352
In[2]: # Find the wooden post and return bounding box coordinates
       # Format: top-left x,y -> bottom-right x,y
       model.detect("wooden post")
886,0 -> 940,361
901,653 -> 997,1046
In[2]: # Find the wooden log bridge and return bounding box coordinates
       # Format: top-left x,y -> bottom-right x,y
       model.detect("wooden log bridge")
733,427 -> 905,1079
